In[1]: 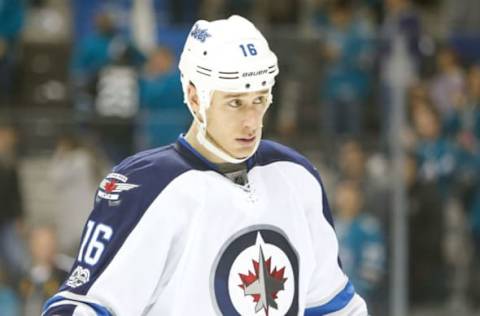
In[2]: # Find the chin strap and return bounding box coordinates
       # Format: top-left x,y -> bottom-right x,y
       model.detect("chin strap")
196,124 -> 259,164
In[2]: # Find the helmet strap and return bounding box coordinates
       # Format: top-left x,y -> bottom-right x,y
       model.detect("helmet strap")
195,92 -> 252,164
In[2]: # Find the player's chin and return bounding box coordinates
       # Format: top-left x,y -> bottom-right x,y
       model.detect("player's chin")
232,143 -> 258,159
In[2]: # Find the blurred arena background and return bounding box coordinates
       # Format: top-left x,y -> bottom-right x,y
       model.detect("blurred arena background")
1,0 -> 480,315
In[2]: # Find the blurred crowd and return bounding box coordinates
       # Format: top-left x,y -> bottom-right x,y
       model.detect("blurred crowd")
1,0 -> 480,315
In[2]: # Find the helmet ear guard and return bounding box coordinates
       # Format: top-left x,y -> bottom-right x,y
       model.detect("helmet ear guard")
179,15 -> 279,164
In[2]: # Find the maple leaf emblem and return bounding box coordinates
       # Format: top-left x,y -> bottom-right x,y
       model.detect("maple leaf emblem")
104,180 -> 117,193
238,246 -> 287,316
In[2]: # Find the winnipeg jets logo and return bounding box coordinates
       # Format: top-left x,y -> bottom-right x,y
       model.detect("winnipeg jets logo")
238,244 -> 287,315
190,24 -> 211,42
212,226 -> 299,316
97,173 -> 139,201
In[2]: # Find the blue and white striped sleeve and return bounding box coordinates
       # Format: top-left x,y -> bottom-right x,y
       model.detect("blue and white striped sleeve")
305,281 -> 368,315
42,292 -> 113,316
42,149 -> 194,316
300,162 -> 369,315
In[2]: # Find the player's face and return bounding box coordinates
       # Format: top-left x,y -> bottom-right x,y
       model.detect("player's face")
205,89 -> 270,160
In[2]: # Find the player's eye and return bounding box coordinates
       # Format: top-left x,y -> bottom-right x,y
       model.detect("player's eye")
253,96 -> 267,104
227,99 -> 243,108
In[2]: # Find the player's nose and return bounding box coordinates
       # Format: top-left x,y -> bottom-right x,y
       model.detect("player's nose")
242,107 -> 263,131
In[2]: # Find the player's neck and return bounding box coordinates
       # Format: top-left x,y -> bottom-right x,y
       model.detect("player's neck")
185,124 -> 225,164
184,125 -> 247,176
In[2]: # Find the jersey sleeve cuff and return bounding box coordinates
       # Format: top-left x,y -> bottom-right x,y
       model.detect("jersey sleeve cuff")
43,294 -> 113,316
305,281 -> 368,315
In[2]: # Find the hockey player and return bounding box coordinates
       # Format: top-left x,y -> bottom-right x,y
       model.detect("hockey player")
42,15 -> 368,315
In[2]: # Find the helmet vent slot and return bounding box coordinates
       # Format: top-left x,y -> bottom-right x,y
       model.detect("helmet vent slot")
196,71 -> 211,77
197,65 -> 212,72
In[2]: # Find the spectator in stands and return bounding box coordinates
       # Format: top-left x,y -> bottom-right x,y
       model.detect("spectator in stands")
313,0 -> 380,27
442,65 -> 480,227
338,140 -> 367,182
379,0 -> 421,147
408,91 -> 473,308
0,124 -> 28,283
49,134 -> 107,255
72,10 -> 124,89
405,153 -> 447,304
138,47 -> 190,149
320,0 -> 374,139
380,0 -> 421,63
443,64 -> 480,142
441,65 -> 480,307
71,10 -> 145,163
403,82 -> 430,141
0,0 -> 25,107
333,180 -> 385,314
461,65 -> 480,239
336,139 -> 390,224
412,101 -> 457,196
19,225 -> 68,316
71,9 -> 144,116
429,47 -> 466,117
0,265 -> 20,316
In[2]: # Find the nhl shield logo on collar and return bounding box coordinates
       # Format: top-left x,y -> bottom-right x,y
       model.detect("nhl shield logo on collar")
211,225 -> 299,316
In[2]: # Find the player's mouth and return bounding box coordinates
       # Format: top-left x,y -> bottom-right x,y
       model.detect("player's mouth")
236,136 -> 256,147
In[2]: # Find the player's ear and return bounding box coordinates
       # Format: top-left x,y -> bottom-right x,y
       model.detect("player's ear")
187,82 -> 200,114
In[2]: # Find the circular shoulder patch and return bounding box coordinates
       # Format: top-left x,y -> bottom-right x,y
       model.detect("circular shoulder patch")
210,225 -> 299,316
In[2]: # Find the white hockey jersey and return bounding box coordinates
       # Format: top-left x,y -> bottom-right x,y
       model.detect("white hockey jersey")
42,136 -> 368,316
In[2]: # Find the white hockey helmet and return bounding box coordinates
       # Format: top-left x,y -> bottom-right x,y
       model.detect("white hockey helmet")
179,15 -> 279,164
